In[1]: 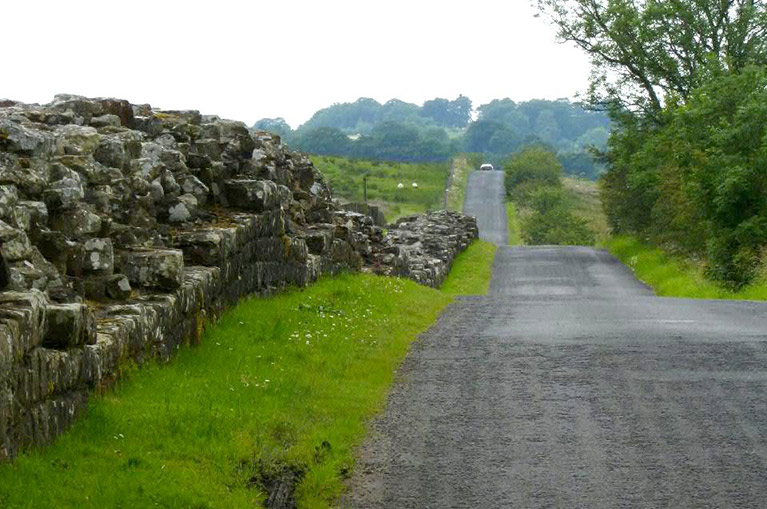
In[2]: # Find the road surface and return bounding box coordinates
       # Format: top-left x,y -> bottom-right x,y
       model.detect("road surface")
344,170 -> 767,508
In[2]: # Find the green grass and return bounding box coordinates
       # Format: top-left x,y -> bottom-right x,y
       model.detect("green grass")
606,235 -> 767,300
506,202 -> 523,246
0,242 -> 496,508
445,154 -> 479,212
311,156 -> 450,222
440,241 -> 497,295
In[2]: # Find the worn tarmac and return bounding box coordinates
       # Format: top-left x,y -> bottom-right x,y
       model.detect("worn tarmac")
344,171 -> 767,508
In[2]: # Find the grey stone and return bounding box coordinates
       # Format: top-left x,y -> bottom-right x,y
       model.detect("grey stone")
90,114 -> 121,128
117,248 -> 184,291
178,175 -> 209,205
50,208 -> 102,237
44,303 -> 96,348
43,178 -> 84,210
69,238 -> 114,276
106,274 -> 131,300
224,179 -> 283,212
167,201 -> 191,223
54,125 -> 100,156
0,120 -> 54,156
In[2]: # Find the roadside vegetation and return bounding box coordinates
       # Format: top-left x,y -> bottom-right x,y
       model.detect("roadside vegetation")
506,202 -> 523,246
311,156 -> 449,221
0,241 -> 496,509
608,236 -> 767,301
540,0 -> 767,290
440,241 -> 498,295
504,146 -> 597,246
445,153 -> 481,212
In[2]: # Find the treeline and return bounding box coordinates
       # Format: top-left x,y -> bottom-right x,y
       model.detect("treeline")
253,96 -> 610,178
539,0 -> 767,287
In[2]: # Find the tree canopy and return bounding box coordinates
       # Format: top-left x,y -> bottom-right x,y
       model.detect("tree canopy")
537,0 -> 767,122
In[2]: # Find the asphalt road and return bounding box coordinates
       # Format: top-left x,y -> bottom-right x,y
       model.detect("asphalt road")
344,170 -> 767,508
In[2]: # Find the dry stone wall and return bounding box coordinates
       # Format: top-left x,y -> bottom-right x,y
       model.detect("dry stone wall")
369,211 -> 478,287
0,95 -> 477,459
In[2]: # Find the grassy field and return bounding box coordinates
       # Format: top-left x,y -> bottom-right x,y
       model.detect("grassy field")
0,241 -> 497,509
607,236 -> 767,300
311,156 -> 450,222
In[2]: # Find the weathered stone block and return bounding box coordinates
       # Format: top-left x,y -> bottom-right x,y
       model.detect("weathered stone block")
117,248 -> 184,291
44,303 -> 96,348
0,120 -> 54,156
90,114 -> 121,128
0,290 -> 47,353
175,230 -> 226,266
68,238 -> 114,276
225,179 -> 283,212
82,273 -> 131,301
55,125 -> 100,156
42,177 -> 85,211
0,222 -> 32,262
50,208 -> 102,237
305,229 -> 333,255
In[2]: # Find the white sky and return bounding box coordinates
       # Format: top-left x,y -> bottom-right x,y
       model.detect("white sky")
3,0 -> 591,128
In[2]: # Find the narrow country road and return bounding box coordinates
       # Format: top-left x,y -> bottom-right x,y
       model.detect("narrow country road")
344,171 -> 767,508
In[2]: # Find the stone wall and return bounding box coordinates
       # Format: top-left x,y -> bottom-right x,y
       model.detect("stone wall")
0,95 -> 477,459
369,211 -> 478,288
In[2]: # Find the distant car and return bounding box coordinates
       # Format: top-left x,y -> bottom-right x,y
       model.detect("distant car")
480,163 -> 495,171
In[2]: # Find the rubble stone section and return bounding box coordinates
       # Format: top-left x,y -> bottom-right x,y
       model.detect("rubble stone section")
0,95 -> 477,459
369,211 -> 478,288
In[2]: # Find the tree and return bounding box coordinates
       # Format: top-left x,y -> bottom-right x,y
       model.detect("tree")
504,146 -> 564,200
537,0 -> 767,122
421,95 -> 473,127
252,117 -> 292,139
292,127 -> 350,156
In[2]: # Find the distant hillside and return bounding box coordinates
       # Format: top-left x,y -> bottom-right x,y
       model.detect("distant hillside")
252,96 -> 611,179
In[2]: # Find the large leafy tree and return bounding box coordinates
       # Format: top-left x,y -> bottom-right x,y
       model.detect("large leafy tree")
538,0 -> 767,121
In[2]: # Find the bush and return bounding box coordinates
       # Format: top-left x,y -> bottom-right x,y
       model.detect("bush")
504,146 -> 564,197
600,66 -> 767,286
521,207 -> 596,246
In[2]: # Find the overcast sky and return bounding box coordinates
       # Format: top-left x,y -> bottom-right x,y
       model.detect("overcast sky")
4,0 -> 590,128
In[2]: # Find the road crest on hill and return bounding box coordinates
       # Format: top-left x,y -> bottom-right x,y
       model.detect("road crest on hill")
345,170 -> 767,508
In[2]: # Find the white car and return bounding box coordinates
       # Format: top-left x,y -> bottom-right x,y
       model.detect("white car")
480,163 -> 495,171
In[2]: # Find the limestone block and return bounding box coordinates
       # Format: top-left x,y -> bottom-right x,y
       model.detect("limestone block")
0,289 -> 47,354
50,208 -> 102,237
55,125 -> 100,156
44,303 -> 96,348
69,238 -> 114,276
90,114 -> 121,128
82,273 -> 131,301
0,120 -> 54,156
305,228 -> 333,255
225,179 -> 283,212
0,221 -> 32,262
117,248 -> 184,291
175,229 -> 226,266
42,177 -> 85,211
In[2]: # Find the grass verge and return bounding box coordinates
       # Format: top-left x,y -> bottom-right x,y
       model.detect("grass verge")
440,241 -> 497,295
506,202 -> 523,246
445,154 -> 478,212
0,242 -> 496,508
606,235 -> 767,300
